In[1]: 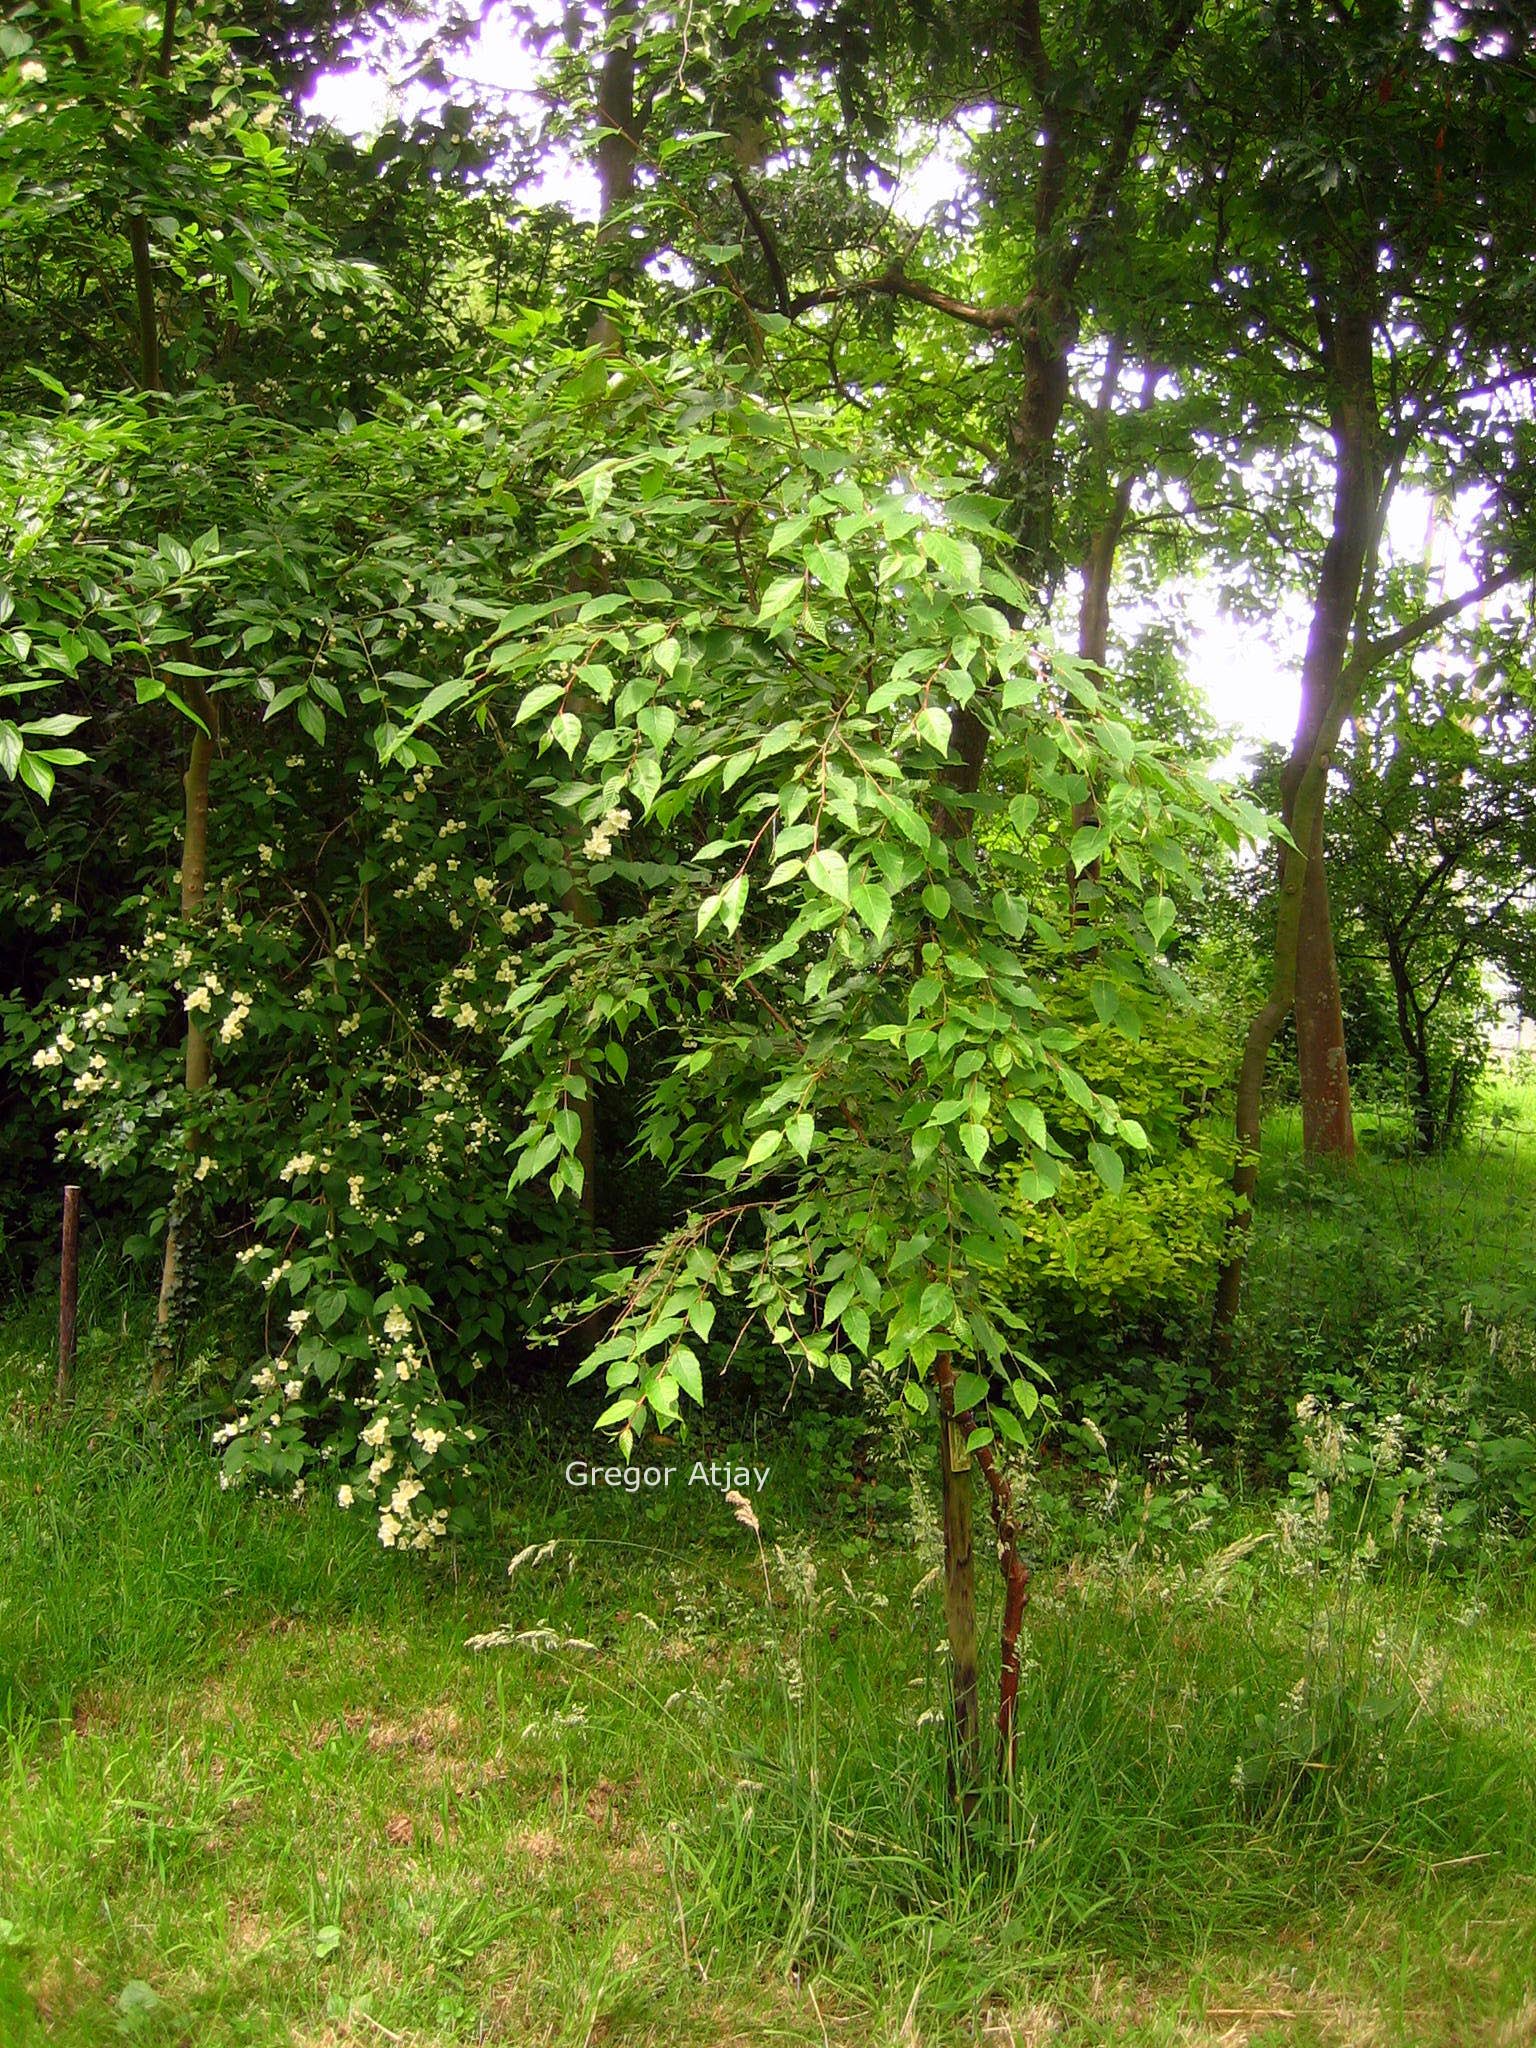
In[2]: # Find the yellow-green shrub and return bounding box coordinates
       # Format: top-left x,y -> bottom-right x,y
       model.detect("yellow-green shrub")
1000,999 -> 1239,1445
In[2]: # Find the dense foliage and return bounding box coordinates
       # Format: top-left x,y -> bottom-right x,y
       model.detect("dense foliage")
2,0 -> 1534,1601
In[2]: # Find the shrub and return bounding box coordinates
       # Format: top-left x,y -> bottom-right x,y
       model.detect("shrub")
999,993 -> 1238,1452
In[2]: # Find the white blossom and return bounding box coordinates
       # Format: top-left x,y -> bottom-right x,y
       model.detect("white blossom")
582,805 -> 631,861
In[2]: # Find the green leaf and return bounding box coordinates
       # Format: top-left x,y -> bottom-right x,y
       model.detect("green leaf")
805,847 -> 850,904
409,677 -> 469,728
757,573 -> 803,622
672,1348 -> 705,1405
515,681 -> 565,724
1071,823 -> 1110,873
1012,1379 -> 1040,1419
1096,718 -> 1135,764
914,705 -> 952,756
116,1979 -> 165,2026
785,1112 -> 815,1160
1087,1141 -> 1124,1194
19,713 -> 86,740
924,532 -> 982,589
805,542 -> 850,597
918,1281 -> 955,1330
313,1287 -> 348,1330
851,879 -> 892,940
18,752 -> 54,799
992,889 -> 1028,939
1143,896 -> 1176,949
951,1370 -> 990,1411
549,710 -> 582,756
717,872 -> 749,936
1089,977 -> 1120,1027
687,1298 -> 716,1344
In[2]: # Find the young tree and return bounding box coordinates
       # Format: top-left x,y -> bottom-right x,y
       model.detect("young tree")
1330,624 -> 1536,1150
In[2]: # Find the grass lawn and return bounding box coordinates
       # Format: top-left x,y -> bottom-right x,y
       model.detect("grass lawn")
3,1078 -> 1535,2045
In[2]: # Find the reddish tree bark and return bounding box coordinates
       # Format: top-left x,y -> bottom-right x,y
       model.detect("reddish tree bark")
1212,293 -> 1380,1349
1280,304 -> 1379,1164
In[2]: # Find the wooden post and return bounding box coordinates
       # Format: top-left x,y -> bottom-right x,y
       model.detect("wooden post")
56,1183 -> 81,1402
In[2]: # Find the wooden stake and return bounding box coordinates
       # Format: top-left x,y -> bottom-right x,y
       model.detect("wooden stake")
56,1183 -> 81,1401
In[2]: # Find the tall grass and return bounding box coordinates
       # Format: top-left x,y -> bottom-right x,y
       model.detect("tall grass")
3,1106 -> 1536,2042
679,1539 -> 1536,1984
0,1305 -> 424,1731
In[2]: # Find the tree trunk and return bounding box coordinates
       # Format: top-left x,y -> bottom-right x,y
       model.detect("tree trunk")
1382,929 -> 1438,1152
588,0 -> 637,352
1210,294 -> 1382,1355
1294,809 -> 1355,1160
153,682 -> 218,1384
559,0 -> 640,1234
1282,305 -> 1382,1162
936,1356 -> 981,1806
1210,744 -> 1329,1354
132,0 -> 216,1383
1071,345 -> 1156,925
127,215 -> 162,394
1410,1038 -> 1439,1153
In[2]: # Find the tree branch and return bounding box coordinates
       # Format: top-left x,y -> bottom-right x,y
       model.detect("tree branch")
785,271 -> 1019,335
1344,566 -> 1525,693
727,168 -> 792,315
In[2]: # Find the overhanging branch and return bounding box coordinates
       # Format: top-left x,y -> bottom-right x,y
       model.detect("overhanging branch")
783,271 -> 1020,335
1345,565 -> 1525,691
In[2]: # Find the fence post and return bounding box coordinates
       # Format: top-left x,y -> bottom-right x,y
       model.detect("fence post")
56,1183 -> 81,1402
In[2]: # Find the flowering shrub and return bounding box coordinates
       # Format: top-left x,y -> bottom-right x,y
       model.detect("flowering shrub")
16,726 -> 593,1541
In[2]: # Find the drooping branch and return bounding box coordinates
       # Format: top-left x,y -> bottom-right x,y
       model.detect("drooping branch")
727,167 -> 793,315
782,270 -> 1021,335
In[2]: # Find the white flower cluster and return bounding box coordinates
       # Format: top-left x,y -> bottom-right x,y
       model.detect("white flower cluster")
183,972 -> 223,1014
220,995 -> 252,1043
583,806 -> 631,861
